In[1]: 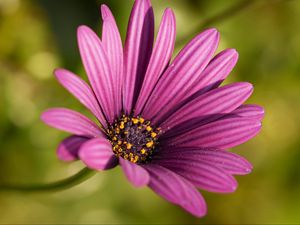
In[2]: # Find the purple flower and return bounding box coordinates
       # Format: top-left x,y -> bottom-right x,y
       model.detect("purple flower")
41,0 -> 264,217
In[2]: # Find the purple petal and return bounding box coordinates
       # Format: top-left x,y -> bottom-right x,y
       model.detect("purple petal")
101,5 -> 123,116
54,68 -> 107,127
134,8 -> 176,115
119,158 -> 150,187
167,117 -> 262,150
123,0 -> 154,114
77,25 -> 116,123
142,28 -> 220,124
155,148 -> 253,175
41,108 -> 104,138
183,48 -> 239,101
144,164 -> 207,217
79,137 -> 118,170
161,82 -> 253,135
57,135 -> 89,161
229,104 -> 265,121
153,158 -> 238,193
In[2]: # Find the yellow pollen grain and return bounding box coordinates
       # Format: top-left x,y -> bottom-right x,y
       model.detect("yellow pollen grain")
132,118 -> 139,124
134,155 -> 139,163
146,126 -> 152,132
126,143 -> 132,149
151,132 -> 157,138
139,118 -> 145,123
146,141 -> 154,148
120,122 -> 125,129
141,149 -> 146,154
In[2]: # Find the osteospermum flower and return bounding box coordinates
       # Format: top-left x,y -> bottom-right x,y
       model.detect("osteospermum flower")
41,0 -> 264,217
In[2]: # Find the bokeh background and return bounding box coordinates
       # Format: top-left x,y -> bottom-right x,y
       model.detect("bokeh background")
1,0 -> 300,224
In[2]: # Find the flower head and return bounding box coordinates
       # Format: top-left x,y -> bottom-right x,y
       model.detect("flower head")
41,0 -> 264,217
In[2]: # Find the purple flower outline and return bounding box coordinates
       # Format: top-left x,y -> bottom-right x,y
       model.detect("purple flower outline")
41,0 -> 264,217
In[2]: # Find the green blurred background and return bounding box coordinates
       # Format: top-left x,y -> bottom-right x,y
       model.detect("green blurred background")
1,0 -> 300,224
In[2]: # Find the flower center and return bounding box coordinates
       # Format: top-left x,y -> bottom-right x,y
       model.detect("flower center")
107,115 -> 160,164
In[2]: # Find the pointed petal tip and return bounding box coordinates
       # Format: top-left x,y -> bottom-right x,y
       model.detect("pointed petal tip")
40,112 -> 46,123
256,106 -> 265,119
188,203 -> 207,218
53,68 -> 62,76
77,25 -> 92,37
205,27 -> 220,38
230,179 -> 238,192
224,48 -> 239,60
40,109 -> 51,124
240,82 -> 254,92
164,7 -> 175,16
53,68 -> 67,79
163,8 -> 176,25
100,4 -> 112,20
227,82 -> 253,96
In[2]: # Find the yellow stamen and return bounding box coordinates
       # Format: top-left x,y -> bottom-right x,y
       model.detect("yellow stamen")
132,118 -> 139,124
146,141 -> 154,148
146,126 -> 152,132
126,143 -> 132,149
151,132 -> 157,138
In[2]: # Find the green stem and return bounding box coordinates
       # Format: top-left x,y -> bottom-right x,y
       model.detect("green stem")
0,167 -> 96,193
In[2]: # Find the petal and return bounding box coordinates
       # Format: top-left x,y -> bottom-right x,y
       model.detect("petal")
161,82 -> 253,135
57,135 -> 89,162
123,0 -> 154,114
229,104 -> 265,121
155,148 -> 253,175
183,48 -> 239,101
101,5 -> 123,116
144,164 -> 207,217
79,137 -> 118,170
167,117 -> 262,150
134,8 -> 176,115
153,158 -> 238,193
41,108 -> 104,138
119,158 -> 150,187
77,25 -> 116,123
54,68 -> 107,127
142,28 -> 220,124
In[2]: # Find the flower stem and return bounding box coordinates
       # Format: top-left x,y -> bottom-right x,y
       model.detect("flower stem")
0,167 -> 96,192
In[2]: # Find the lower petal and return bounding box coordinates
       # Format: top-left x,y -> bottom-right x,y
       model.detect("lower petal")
119,158 -> 150,187
144,164 -> 207,217
57,135 -> 89,161
152,158 -> 237,193
79,137 -> 118,170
